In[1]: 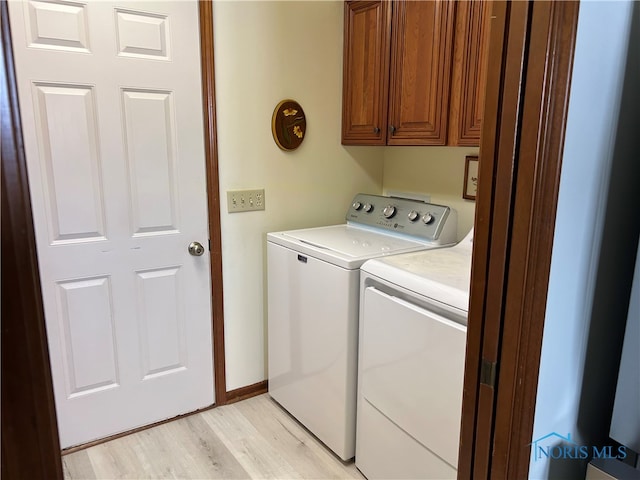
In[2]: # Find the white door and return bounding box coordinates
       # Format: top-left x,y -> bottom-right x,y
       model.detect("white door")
8,0 -> 214,448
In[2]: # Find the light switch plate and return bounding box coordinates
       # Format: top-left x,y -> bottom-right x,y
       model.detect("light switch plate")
227,189 -> 265,213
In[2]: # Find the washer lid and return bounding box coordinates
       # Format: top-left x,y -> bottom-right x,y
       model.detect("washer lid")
362,229 -> 473,311
267,224 -> 436,269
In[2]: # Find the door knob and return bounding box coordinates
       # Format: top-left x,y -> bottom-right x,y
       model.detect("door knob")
188,241 -> 205,256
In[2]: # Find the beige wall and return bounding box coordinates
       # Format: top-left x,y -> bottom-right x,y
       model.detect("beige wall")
214,1 -> 478,391
382,147 -> 478,241
213,1 -> 384,391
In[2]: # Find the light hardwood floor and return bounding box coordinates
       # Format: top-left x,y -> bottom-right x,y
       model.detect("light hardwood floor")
63,394 -> 365,479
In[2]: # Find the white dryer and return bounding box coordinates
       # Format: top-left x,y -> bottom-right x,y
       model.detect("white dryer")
267,193 -> 458,460
356,229 -> 474,479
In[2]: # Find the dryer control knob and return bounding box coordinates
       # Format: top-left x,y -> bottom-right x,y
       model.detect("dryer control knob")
408,210 -> 419,222
422,213 -> 434,225
363,203 -> 373,213
352,201 -> 363,211
383,205 -> 397,219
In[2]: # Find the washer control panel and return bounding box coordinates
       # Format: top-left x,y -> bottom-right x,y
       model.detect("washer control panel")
346,193 -> 457,243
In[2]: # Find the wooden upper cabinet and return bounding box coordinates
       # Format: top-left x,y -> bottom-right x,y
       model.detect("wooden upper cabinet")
387,0 -> 455,145
449,0 -> 492,146
342,1 -> 392,145
342,0 -> 491,147
342,0 -> 454,146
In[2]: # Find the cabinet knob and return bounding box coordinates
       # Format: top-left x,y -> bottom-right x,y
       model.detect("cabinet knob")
373,127 -> 380,134
389,125 -> 396,134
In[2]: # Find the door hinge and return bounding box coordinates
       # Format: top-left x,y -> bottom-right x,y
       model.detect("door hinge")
480,359 -> 497,388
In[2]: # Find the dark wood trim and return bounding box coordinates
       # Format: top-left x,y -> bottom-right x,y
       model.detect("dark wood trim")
491,2 -> 579,478
474,2 -> 532,477
458,1 -> 579,478
225,381 -> 269,405
458,2 -> 524,477
198,0 -> 227,406
1,2 -> 63,478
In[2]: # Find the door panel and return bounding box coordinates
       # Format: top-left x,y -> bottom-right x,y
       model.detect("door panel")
135,266 -> 186,379
114,8 -> 170,60
24,0 -> 91,53
32,83 -> 106,243
122,88 -> 179,235
8,0 -> 214,448
57,276 -> 118,397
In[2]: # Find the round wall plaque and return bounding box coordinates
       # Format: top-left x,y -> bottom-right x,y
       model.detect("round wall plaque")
271,99 -> 306,151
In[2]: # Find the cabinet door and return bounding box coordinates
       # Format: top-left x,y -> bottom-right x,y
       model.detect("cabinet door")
342,1 -> 392,145
387,0 -> 455,145
449,0 -> 492,146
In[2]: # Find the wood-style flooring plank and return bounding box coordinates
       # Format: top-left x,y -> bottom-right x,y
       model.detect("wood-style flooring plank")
63,394 -> 364,480
163,415 -> 250,479
200,402 -> 302,479
62,451 -> 96,480
85,435 -> 154,479
234,395 -> 363,479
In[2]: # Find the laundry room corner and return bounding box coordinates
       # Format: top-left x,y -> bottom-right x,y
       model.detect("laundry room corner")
382,146 -> 479,241
212,0 -> 384,392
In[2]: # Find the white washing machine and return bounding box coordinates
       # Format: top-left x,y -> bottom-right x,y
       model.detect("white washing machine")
267,193 -> 458,460
356,229 -> 474,479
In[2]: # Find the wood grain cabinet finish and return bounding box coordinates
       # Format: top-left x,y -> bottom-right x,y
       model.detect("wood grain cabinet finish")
387,0 -> 455,145
342,0 -> 392,145
342,0 -> 490,147
449,0 -> 492,146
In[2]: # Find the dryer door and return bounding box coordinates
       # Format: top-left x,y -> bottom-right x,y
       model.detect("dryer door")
359,286 -> 467,468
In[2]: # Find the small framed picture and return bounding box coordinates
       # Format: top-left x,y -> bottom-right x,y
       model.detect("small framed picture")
463,155 -> 479,200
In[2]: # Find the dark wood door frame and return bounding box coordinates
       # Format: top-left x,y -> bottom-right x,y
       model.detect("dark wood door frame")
199,0 -> 228,407
1,2 -> 63,477
458,1 -> 580,478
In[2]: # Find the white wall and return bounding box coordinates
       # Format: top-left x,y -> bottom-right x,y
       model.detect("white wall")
530,2 -> 636,478
213,1 -> 384,391
382,146 -> 478,241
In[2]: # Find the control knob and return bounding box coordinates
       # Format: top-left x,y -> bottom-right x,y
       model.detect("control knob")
363,203 -> 373,213
408,210 -> 419,222
422,213 -> 434,225
383,205 -> 397,219
352,201 -> 363,210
